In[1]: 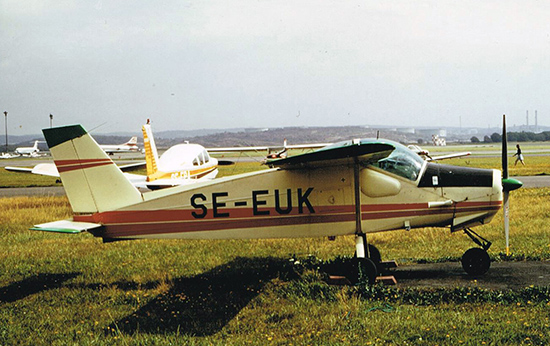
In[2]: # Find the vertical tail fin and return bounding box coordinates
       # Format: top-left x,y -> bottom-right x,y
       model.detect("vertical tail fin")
42,125 -> 143,213
126,136 -> 138,145
141,123 -> 159,178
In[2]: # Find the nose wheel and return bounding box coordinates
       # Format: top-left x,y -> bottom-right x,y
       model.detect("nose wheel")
461,228 -> 492,276
461,247 -> 491,276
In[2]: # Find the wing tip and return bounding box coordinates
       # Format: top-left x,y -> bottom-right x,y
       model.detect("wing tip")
42,125 -> 87,149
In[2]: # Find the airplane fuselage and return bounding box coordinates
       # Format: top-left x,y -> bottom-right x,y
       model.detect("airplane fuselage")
74,162 -> 502,241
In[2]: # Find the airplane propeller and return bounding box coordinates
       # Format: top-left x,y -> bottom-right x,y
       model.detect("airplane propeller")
501,114 -> 523,256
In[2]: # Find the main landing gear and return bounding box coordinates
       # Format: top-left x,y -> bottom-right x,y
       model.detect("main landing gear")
461,228 -> 492,276
344,234 -> 380,285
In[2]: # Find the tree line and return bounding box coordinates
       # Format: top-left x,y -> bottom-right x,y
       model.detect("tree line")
471,131 -> 550,143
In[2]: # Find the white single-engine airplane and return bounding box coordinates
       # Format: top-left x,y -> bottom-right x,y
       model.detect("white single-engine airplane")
140,122 -> 219,189
100,136 -> 139,155
33,122 -> 522,283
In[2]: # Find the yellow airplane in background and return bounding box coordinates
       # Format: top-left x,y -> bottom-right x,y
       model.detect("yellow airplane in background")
140,121 -> 219,189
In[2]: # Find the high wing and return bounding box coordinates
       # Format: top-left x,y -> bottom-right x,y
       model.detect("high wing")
207,140 -> 331,160
267,139 -> 395,169
427,152 -> 471,161
207,143 -> 330,153
407,144 -> 471,161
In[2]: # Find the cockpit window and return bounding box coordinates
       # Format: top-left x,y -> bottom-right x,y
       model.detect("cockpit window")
373,145 -> 423,181
199,152 -> 205,165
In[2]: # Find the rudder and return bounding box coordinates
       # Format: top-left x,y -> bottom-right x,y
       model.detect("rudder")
43,125 -> 143,213
141,123 -> 159,178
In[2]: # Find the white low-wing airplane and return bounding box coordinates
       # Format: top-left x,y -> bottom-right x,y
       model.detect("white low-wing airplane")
14,140 -> 41,156
100,136 -> 139,155
33,124 -> 522,283
140,123 -> 219,189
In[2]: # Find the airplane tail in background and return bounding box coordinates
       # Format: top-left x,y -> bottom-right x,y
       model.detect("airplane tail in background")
32,141 -> 39,150
42,125 -> 143,213
141,123 -> 160,178
126,136 -> 138,145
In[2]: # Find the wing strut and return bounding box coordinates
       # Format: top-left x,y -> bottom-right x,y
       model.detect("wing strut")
353,156 -> 367,257
350,155 -> 379,284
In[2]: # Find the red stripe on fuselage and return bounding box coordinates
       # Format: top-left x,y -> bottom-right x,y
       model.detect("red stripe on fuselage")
74,200 -> 502,238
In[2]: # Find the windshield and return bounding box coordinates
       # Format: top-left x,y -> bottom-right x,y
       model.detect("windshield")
374,144 -> 424,181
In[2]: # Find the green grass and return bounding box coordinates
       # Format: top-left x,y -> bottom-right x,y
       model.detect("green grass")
0,169 -> 60,188
217,161 -> 268,178
2,186 -> 550,345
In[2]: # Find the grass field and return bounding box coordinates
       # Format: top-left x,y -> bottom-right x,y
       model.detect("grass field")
2,163 -> 550,345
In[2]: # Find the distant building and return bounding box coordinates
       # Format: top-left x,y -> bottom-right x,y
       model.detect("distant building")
432,134 -> 446,146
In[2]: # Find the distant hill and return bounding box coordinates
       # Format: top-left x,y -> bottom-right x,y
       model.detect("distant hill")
6,124 -> 550,151
159,126 -> 410,148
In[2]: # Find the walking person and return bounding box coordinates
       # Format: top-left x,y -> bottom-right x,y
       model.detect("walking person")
513,144 -> 525,166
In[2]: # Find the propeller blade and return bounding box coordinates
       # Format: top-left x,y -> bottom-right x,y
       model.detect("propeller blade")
502,114 -> 516,256
503,190 -> 510,256
502,114 -> 508,180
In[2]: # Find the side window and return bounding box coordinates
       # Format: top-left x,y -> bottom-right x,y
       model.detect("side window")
203,150 -> 210,163
193,157 -> 199,166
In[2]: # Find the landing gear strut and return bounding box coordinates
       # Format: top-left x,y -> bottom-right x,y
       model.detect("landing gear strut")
346,234 -> 378,284
461,228 -> 491,276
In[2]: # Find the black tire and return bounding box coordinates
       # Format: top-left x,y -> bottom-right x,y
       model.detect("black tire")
366,244 -> 382,266
354,236 -> 382,265
461,247 -> 491,276
346,257 -> 378,285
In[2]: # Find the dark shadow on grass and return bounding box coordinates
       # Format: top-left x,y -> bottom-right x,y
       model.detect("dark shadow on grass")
111,256 -> 299,336
0,272 -> 80,303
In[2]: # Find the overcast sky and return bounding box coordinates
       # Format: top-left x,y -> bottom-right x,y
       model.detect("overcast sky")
1,1 -> 550,135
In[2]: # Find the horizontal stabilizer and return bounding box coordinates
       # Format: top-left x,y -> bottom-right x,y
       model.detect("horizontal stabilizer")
268,139 -> 394,169
31,220 -> 103,234
4,166 -> 34,173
